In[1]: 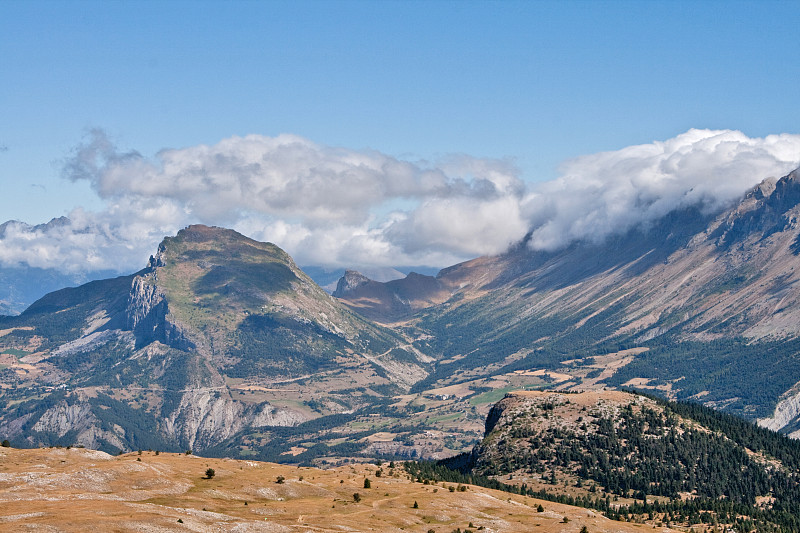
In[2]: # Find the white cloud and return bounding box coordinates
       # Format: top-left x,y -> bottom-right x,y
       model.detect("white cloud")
63,130 -> 501,226
524,129 -> 800,250
1,128 -> 799,275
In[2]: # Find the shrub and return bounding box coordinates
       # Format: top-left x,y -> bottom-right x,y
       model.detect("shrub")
205,468 -> 215,479
1,439 -> 10,448
353,493 -> 361,502
276,475 -> 285,484
363,478 -> 371,489
413,500 -> 419,509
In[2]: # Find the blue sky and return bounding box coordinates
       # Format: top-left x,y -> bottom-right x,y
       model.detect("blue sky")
1,0 -> 800,271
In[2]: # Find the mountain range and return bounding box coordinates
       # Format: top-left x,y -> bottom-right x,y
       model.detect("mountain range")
3,167 -> 800,460
337,168 -> 800,431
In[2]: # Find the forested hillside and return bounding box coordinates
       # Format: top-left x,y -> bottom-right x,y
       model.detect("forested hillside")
428,390 -> 800,532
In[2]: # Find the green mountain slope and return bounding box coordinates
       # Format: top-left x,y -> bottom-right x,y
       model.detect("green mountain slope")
0,225 -> 426,454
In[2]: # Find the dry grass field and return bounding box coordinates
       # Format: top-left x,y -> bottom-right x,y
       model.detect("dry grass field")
0,446 -> 680,532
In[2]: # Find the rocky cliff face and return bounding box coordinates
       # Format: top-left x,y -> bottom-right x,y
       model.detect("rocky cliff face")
161,389 -> 305,450
758,387 -> 800,437
29,399 -> 127,451
125,262 -> 193,350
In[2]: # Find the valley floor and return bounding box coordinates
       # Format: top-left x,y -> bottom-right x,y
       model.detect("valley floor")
0,446 -> 679,533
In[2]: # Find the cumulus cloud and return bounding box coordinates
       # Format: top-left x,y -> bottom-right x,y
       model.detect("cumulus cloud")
2,130 -> 528,271
0,199 -> 186,273
524,129 -> 800,250
1,128 -> 799,275
63,130 -> 516,227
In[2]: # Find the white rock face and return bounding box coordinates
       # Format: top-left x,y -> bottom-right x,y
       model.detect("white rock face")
161,389 -> 306,450
51,329 -> 132,357
32,402 -> 96,436
252,404 -> 305,427
30,401 -> 126,450
758,386 -> 800,434
5,391 -> 305,453
126,271 -> 165,332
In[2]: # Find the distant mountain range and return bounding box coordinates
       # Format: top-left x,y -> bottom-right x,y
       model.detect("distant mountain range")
302,265 -> 435,294
4,167 -> 800,459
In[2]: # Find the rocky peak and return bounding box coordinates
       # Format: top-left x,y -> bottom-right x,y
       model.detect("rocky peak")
716,167 -> 800,247
175,224 -> 235,243
333,270 -> 373,297
751,177 -> 777,200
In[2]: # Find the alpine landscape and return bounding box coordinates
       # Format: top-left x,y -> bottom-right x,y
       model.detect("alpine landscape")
4,167 -> 800,530
3,1 -> 800,532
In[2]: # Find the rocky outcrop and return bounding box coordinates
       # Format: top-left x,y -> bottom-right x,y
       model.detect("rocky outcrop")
252,403 -> 306,427
125,268 -> 193,350
126,272 -> 164,332
333,270 -> 373,297
27,400 -> 127,451
32,401 -> 97,437
161,389 -> 305,450
50,329 -> 132,357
